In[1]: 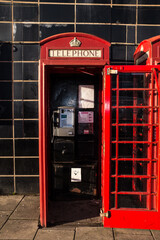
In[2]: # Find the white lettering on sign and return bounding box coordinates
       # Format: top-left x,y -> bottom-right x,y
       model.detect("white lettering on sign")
49,49 -> 102,58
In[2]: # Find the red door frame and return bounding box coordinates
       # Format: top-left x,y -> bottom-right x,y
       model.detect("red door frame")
39,32 -> 110,227
102,65 -> 160,230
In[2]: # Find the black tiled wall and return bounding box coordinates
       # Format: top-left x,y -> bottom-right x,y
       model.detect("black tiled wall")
0,0 -> 160,194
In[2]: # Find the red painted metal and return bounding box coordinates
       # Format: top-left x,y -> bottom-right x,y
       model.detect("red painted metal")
134,35 -> 160,65
39,32 -> 110,227
103,65 -> 160,229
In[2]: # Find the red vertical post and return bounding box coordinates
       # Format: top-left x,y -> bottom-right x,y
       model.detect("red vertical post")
39,63 -> 48,227
103,67 -> 111,226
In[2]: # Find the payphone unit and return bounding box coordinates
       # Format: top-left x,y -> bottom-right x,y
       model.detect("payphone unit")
52,106 -> 75,137
52,106 -> 75,162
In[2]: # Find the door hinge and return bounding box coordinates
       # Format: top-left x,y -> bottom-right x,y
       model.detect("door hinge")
107,68 -> 118,75
100,209 -> 110,218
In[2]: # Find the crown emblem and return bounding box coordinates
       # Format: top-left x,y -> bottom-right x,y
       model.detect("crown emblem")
69,37 -> 81,47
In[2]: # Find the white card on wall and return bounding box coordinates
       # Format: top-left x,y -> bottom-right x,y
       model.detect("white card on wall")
71,168 -> 81,182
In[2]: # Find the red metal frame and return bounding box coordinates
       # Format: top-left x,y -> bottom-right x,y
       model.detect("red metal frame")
103,65 -> 160,229
39,32 -> 110,227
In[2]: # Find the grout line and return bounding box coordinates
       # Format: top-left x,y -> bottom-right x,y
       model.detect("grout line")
73,227 -> 77,240
74,0 -> 76,32
150,230 -> 156,240
0,156 -> 39,158
11,0 -> 16,194
0,195 -> 25,231
0,175 -> 39,177
112,228 -> 116,240
33,227 -> 39,240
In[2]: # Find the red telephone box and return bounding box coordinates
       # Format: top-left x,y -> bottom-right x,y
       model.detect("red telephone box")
102,65 -> 160,229
39,33 -> 160,229
39,32 -> 110,227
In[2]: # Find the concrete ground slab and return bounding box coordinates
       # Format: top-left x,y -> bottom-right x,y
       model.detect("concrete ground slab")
114,233 -> 153,240
10,196 -> 39,220
151,230 -> 160,240
75,227 -> 113,240
0,220 -> 38,240
35,229 -> 75,240
0,211 -> 12,229
0,196 -> 23,211
114,228 -> 151,235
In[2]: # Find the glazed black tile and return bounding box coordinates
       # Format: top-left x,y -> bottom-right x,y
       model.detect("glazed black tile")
14,120 -> 38,137
14,63 -> 38,80
111,45 -> 126,61
127,45 -> 136,62
0,3 -> 12,21
13,24 -> 39,41
14,0 -> 38,2
23,101 -> 38,119
113,0 -> 135,3
40,0 -> 73,2
14,121 -> 23,138
15,139 -> 39,156
111,6 -> 136,24
40,24 -> 74,40
0,63 -> 12,81
13,4 -> 38,22
0,121 -> 12,138
111,25 -> 126,42
40,4 -> 74,22
127,26 -> 135,43
138,7 -> 160,24
13,44 -> 39,61
24,120 -> 38,137
137,26 -> 160,43
0,178 -> 14,194
0,102 -> 12,119
0,82 -> 12,100
23,44 -> 40,61
77,0 -> 110,3
0,43 -> 12,61
0,23 -> 12,41
14,102 -> 23,118
23,82 -> 38,99
139,0 -> 160,4
76,5 -> 111,23
0,158 -> 13,175
14,82 -> 22,99
0,140 -> 13,156
23,63 -> 38,80
15,158 -> 39,175
16,177 -> 39,194
76,24 -> 111,42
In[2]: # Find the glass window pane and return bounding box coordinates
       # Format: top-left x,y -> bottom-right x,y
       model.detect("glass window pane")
118,195 -> 147,208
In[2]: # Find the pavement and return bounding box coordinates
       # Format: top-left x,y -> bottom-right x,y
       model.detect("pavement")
0,195 -> 160,240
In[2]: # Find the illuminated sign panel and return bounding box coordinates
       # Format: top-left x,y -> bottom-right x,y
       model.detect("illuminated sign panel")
49,49 -> 102,58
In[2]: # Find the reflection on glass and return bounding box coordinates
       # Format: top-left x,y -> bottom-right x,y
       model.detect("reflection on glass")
78,85 -> 94,108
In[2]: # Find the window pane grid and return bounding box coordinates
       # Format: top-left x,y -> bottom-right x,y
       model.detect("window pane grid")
110,72 -> 159,210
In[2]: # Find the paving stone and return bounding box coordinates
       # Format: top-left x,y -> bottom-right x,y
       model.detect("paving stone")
114,233 -> 153,240
35,229 -> 75,240
151,230 -> 160,240
75,227 -> 113,240
0,196 -> 23,211
10,196 -> 39,220
0,220 -> 38,240
0,211 -> 12,229
114,228 -> 151,235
